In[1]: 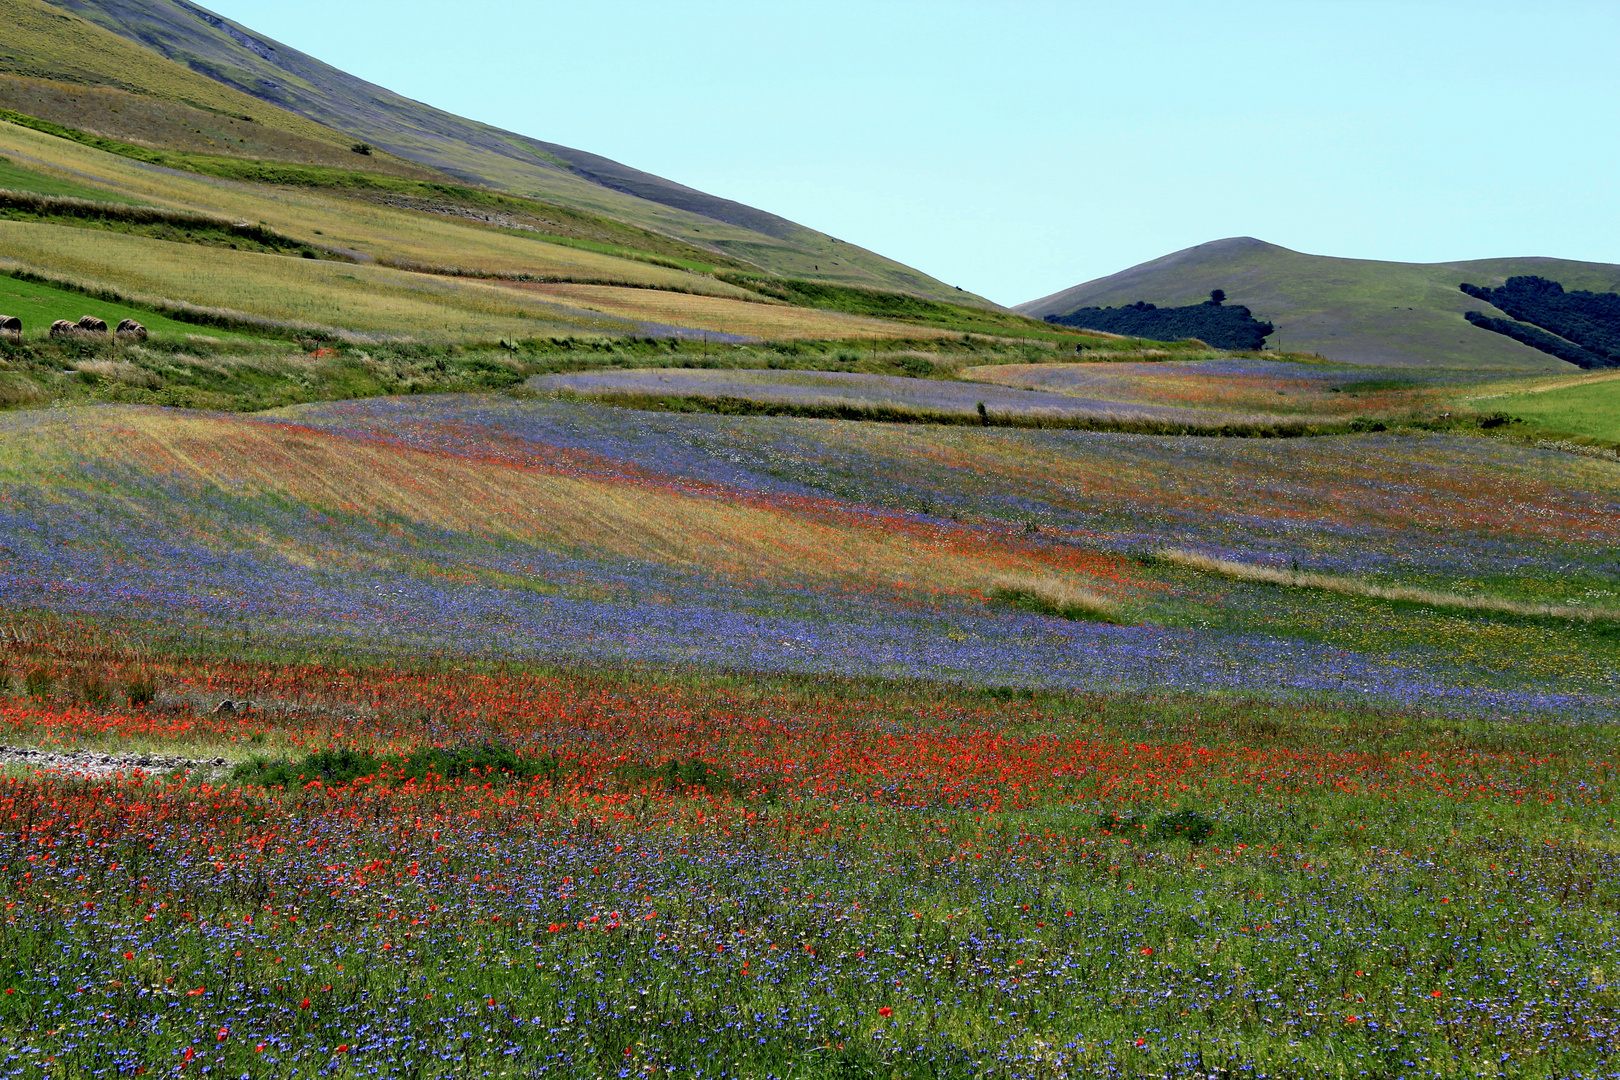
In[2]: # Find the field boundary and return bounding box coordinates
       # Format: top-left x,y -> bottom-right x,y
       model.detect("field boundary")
549,387 -> 1380,438
1156,547 -> 1620,622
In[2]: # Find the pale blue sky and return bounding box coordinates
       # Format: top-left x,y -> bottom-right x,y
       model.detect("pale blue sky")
208,1 -> 1618,306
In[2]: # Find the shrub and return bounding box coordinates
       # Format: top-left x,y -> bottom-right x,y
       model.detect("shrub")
1095,811 -> 1146,838
23,666 -> 51,700
125,673 -> 157,707
234,742 -> 563,789
1148,808 -> 1215,846
616,755 -> 737,796
76,669 -> 111,706
1097,808 -> 1215,845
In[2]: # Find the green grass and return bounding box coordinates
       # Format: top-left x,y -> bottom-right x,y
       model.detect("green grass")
1487,377 -> 1620,444
0,0 -> 388,152
0,151 -> 141,203
0,271 -> 249,339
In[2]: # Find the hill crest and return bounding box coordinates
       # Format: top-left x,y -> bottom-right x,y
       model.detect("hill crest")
1018,239 -> 1620,369
29,0 -> 990,305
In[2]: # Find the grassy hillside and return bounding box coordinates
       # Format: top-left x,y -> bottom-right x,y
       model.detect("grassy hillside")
1018,237 -> 1620,370
0,0 -> 426,170
30,0 -> 994,305
0,73 -> 442,178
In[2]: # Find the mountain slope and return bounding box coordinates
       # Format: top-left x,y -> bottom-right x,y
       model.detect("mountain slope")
32,0 -> 988,305
1018,238 -> 1620,369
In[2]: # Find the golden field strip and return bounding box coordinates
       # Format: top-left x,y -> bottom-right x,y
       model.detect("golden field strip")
0,220 -> 634,336
0,120 -> 957,341
508,282 -> 955,340
1157,547 -> 1620,621
16,404 -> 1137,606
0,120 -> 731,290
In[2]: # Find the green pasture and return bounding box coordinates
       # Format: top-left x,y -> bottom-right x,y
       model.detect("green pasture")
1490,376 -> 1620,443
0,272 -> 246,339
0,153 -> 142,203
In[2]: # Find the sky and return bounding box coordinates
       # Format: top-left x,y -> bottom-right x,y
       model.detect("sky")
204,0 -> 1619,307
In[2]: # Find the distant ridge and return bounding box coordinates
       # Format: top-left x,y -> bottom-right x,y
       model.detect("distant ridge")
1019,238 -> 1620,369
18,0 -> 990,304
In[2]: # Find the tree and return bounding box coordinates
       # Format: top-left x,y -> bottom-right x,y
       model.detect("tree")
1208,289 -> 1226,305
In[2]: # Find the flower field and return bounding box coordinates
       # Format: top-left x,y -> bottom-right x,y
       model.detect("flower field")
1,640 -> 1619,1078
531,368 -> 1273,426
960,359 -> 1522,419
2,389 -> 1619,1076
1,395 -> 1615,716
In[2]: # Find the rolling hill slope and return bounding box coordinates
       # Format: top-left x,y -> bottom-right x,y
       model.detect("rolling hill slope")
1018,237 -> 1620,370
25,0 -> 989,304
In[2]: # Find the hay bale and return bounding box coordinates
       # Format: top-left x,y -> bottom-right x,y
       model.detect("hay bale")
75,315 -> 109,334
115,319 -> 147,340
49,319 -> 76,338
0,315 -> 19,344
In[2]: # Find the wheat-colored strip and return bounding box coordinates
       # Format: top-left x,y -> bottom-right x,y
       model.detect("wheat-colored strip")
1156,547 -> 1616,621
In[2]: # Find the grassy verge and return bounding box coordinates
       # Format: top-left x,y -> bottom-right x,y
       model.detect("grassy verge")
0,188 -> 344,259
1156,547 -> 1620,622
719,272 -> 1105,342
550,387 -> 1376,437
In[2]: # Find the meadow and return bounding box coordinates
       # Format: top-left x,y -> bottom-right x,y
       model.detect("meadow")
959,358 -> 1521,420
1483,373 -> 1620,445
0,273 -> 246,339
530,367 -> 1310,432
0,379 -> 1616,1078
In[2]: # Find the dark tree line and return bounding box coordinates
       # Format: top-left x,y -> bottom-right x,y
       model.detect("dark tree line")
1044,290 -> 1273,350
1462,311 -> 1611,369
1460,276 -> 1620,369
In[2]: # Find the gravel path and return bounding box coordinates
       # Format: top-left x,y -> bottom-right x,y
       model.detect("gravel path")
0,744 -> 231,779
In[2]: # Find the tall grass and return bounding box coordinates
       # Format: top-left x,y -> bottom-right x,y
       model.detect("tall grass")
988,573 -> 1121,621
1157,547 -> 1620,621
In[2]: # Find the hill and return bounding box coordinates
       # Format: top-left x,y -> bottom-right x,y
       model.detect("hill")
23,0 -> 989,305
1018,237 -> 1620,370
1043,293 -> 1274,350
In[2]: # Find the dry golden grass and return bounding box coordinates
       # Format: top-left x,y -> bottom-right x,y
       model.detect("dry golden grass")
69,359 -> 161,388
0,122 -> 745,295
34,406 -> 1132,607
1157,547 -> 1618,621
0,75 -> 438,178
508,283 -> 953,340
987,573 -> 1122,622
0,220 -> 646,337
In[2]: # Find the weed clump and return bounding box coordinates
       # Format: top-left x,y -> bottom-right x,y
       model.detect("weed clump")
615,756 -> 737,796
124,673 -> 157,707
233,742 -> 564,788
23,666 -> 51,700
1097,807 -> 1215,846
